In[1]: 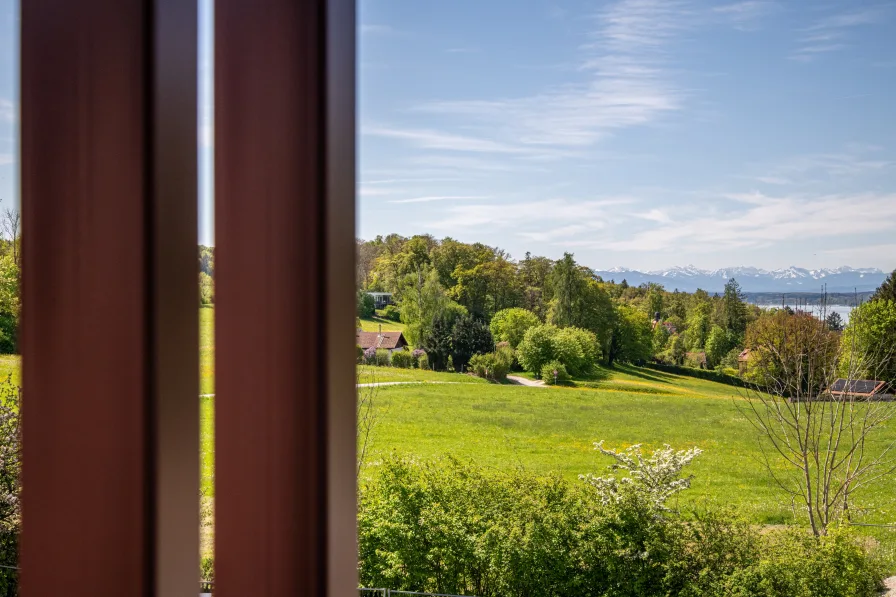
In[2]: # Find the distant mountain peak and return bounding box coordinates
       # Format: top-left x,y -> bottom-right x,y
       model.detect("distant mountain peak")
592,265 -> 885,293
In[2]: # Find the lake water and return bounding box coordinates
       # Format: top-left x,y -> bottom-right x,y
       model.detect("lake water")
756,303 -> 854,321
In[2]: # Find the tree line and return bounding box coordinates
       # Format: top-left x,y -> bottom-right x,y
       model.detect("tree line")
357,234 -> 896,384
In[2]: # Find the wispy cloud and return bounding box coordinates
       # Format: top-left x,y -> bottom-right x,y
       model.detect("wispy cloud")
445,47 -> 478,54
389,195 -> 490,204
367,0 -> 694,160
713,1 -> 780,29
358,186 -> 395,198
362,177 -> 465,185
0,99 -> 15,124
518,224 -> 601,242
422,197 -> 635,231
790,7 -> 886,62
0,153 -> 13,166
365,126 -> 530,154
752,144 -> 893,184
569,192 -> 896,253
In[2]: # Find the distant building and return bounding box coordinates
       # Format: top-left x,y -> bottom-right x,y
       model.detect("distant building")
356,329 -> 408,354
737,348 -> 752,374
365,291 -> 393,309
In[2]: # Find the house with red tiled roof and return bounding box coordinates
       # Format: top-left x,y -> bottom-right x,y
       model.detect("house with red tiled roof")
356,329 -> 408,354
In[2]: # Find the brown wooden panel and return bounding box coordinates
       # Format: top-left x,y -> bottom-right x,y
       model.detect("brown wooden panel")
215,0 -> 356,594
151,1 -> 200,594
20,1 -> 198,595
20,1 -> 152,595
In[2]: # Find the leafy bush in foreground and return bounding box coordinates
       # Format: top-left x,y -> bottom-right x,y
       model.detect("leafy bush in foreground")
358,454 -> 885,597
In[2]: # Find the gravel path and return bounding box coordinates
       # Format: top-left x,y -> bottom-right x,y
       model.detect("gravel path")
506,375 -> 546,387
881,577 -> 896,596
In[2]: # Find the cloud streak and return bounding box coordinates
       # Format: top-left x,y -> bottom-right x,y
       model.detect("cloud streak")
422,197 -> 635,231
417,0 -> 688,149
566,192 -> 896,253
389,195 -> 490,204
791,7 -> 886,61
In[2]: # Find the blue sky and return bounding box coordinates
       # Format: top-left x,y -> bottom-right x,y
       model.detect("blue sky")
1,1 -> 895,271
359,0 -> 896,270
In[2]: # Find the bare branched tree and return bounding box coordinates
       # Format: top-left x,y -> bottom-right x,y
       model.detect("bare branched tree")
0,207 -> 20,271
738,300 -> 896,536
357,366 -> 381,476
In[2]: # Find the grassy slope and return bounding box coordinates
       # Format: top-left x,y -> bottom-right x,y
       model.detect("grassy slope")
359,314 -> 405,332
200,307 -> 214,395
358,365 -> 487,385
365,365 -> 896,529
200,308 -> 215,495
0,355 -> 19,386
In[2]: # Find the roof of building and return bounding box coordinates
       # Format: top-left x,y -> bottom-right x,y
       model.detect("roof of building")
738,348 -> 751,362
829,379 -> 887,397
356,331 -> 406,350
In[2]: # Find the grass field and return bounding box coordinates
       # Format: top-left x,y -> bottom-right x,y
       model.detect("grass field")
361,364 -> 896,534
359,313 -> 405,332
6,308 -> 896,558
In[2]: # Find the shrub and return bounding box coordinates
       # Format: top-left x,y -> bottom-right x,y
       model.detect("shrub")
357,291 -> 376,319
421,312 -> 455,371
391,349 -> 412,369
469,349 -> 513,381
517,324 -> 558,375
375,349 -> 391,367
356,344 -> 364,363
199,271 -> 215,306
719,347 -> 742,370
0,377 -> 21,597
200,557 -> 215,583
721,526 -> 885,597
411,348 -> 426,368
382,304 -> 401,322
489,307 -> 540,348
363,346 -> 377,365
450,315 -> 493,373
359,455 -> 886,597
418,354 -> 429,371
553,327 -> 598,376
540,361 -> 569,385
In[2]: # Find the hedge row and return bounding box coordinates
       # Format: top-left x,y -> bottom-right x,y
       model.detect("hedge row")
643,361 -> 751,389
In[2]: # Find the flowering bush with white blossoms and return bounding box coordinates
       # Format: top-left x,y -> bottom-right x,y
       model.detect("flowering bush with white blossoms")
579,441 -> 703,510
0,375 -> 20,595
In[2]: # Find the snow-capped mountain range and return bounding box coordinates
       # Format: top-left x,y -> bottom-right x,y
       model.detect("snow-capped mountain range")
593,265 -> 888,293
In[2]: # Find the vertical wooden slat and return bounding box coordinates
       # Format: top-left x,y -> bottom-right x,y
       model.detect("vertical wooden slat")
215,0 -> 356,594
20,1 -> 198,595
152,0 -> 200,594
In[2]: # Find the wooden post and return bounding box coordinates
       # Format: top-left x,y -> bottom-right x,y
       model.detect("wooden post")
20,1 -> 198,595
215,0 -> 357,595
